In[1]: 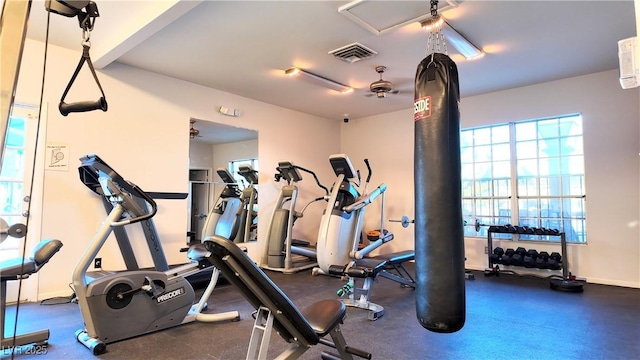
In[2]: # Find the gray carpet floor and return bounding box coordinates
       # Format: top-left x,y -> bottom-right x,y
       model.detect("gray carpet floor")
2,265 -> 639,360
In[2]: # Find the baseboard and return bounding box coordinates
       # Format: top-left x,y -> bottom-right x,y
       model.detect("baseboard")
466,264 -> 640,289
584,277 -> 640,289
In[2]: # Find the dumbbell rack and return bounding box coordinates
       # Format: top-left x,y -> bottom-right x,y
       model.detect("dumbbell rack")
484,229 -> 583,292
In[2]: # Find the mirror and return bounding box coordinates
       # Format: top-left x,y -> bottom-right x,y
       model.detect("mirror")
187,119 -> 258,246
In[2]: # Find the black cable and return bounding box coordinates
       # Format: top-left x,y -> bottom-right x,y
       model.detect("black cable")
39,296 -> 72,305
40,283 -> 77,305
8,3 -> 51,359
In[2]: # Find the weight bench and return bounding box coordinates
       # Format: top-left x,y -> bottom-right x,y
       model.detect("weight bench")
329,250 -> 415,321
1,238 -> 63,349
203,235 -> 370,360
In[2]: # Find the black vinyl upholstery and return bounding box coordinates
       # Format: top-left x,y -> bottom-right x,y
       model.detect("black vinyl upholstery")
205,235 -> 347,346
301,299 -> 345,337
0,239 -> 63,280
374,250 -> 415,265
1,238 -> 63,348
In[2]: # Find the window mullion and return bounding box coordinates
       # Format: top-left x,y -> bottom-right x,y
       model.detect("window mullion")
509,122 -> 519,241
462,114 -> 585,243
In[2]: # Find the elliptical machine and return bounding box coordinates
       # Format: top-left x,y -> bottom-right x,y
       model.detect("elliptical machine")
313,154 -> 415,320
235,165 -> 258,243
260,161 -> 328,274
73,154 -> 239,354
314,154 -> 389,275
183,168 -> 243,286
198,168 -> 243,243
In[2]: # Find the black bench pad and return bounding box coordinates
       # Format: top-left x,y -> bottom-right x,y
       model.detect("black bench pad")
347,250 -> 415,278
350,258 -> 387,278
330,250 -> 415,279
371,250 -> 415,265
1,238 -> 63,280
0,258 -> 37,278
301,299 -> 346,337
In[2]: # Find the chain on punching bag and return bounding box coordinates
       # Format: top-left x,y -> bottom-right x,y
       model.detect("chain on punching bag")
412,0 -> 465,333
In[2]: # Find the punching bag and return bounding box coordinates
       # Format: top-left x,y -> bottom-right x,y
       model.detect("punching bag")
413,53 -> 465,333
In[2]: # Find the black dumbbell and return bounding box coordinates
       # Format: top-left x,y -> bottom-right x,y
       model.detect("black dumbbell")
511,247 -> 527,266
488,225 -> 501,233
503,224 -> 516,233
523,249 -> 538,268
546,228 -> 560,236
490,247 -> 504,264
524,226 -> 535,234
535,227 -> 545,235
548,252 -> 562,270
501,248 -> 515,265
536,251 -> 550,269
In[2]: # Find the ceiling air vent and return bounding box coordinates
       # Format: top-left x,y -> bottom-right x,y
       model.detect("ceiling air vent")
329,42 -> 377,64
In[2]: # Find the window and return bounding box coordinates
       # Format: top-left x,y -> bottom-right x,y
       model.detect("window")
461,114 -> 586,243
0,114 -> 29,254
229,158 -> 259,186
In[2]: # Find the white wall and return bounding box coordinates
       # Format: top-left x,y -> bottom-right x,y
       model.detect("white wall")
14,43 -> 637,301
15,39 -> 341,299
341,69 -> 640,288
211,138 -> 258,172
206,126 -> 328,248
337,112 -> 415,256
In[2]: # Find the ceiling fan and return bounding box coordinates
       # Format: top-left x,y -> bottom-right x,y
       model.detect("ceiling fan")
190,120 -> 201,139
366,66 -> 400,98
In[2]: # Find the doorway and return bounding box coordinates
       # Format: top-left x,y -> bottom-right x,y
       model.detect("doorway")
188,169 -> 211,245
0,104 -> 42,302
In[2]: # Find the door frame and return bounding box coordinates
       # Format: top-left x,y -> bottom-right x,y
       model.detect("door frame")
0,103 -> 47,302
187,167 -> 211,244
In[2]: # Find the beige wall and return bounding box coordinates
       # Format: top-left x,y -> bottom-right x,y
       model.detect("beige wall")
211,139 -> 259,173
188,141 -> 213,170
13,39 -> 639,300
341,69 -> 640,288
15,39 -> 340,299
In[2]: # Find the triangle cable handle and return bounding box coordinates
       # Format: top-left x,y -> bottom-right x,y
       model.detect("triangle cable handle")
59,45 -> 108,116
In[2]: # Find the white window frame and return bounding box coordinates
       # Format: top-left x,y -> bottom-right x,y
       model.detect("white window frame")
462,114 -> 586,243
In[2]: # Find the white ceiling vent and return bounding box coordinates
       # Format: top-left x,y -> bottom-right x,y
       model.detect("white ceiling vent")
329,42 -> 377,64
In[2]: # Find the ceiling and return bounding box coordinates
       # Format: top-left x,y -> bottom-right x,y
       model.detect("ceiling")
25,1 -> 637,122
190,119 -> 258,145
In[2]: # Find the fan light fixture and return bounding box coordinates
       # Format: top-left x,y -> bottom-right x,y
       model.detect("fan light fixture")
420,13 -> 484,60
189,120 -> 200,139
285,67 -> 353,94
